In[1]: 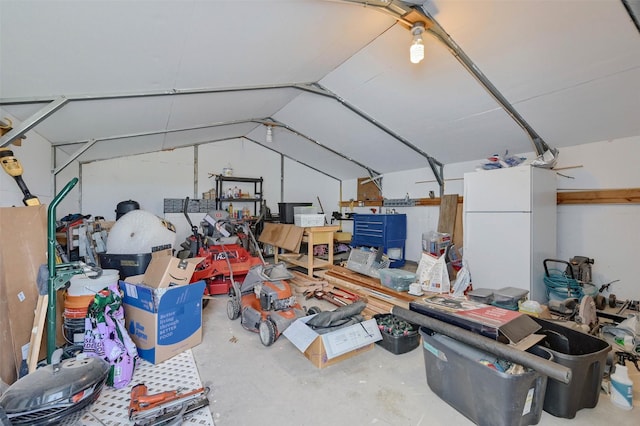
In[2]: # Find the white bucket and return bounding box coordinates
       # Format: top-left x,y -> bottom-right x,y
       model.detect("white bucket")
68,269 -> 119,296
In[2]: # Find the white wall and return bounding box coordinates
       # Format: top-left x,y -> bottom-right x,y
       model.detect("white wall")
283,158 -> 340,219
342,137 -> 640,300
62,138 -> 340,250
80,147 -> 195,220
554,137 -> 640,302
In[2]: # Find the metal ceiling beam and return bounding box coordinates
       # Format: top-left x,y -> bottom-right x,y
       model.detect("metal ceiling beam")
295,83 -> 444,188
0,84 -> 298,106
53,138 -> 99,175
54,116 -> 377,179
261,117 -> 380,178
75,134 -> 246,166
1,82 -> 440,185
52,118 -> 256,147
621,0 -> 640,33
243,136 -> 341,182
0,97 -> 68,147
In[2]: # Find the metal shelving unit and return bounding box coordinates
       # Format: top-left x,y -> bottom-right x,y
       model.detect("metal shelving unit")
214,175 -> 263,216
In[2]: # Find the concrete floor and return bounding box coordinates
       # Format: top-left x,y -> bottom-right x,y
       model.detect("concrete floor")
192,295 -> 638,426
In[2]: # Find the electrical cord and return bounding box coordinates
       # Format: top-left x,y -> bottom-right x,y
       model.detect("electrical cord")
544,267 -> 584,300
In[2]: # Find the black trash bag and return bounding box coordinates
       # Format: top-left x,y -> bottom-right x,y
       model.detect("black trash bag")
305,300 -> 367,334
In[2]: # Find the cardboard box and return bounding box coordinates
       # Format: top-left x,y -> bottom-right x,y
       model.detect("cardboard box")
409,295 -> 542,347
120,250 -> 206,364
0,205 -> 48,384
134,249 -> 204,287
283,316 -> 382,368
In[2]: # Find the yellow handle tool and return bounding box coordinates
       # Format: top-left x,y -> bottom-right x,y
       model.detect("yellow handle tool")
0,148 -> 40,206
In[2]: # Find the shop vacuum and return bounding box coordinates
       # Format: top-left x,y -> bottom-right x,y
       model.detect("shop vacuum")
0,349 -> 110,425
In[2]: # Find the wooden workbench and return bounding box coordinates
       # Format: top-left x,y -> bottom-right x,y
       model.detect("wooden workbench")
275,225 -> 339,277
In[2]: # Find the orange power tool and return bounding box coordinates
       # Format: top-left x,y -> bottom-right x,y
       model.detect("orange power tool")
129,383 -> 210,425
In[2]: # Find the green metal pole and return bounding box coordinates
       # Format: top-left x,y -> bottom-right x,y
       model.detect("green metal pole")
47,177 -> 78,362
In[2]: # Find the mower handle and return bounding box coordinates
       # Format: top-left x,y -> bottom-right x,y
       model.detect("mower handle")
543,258 -> 574,279
182,197 -> 194,228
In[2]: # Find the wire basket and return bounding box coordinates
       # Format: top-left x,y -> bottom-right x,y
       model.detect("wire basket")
346,247 -> 390,279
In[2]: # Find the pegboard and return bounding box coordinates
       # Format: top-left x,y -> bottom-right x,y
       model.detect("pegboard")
79,350 -> 214,425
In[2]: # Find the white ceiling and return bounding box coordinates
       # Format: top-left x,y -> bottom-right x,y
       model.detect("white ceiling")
1,0 -> 639,181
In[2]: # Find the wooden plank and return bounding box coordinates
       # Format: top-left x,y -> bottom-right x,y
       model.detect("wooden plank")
326,266 -> 416,303
414,196 -> 464,206
453,201 -> 464,249
342,188 -> 640,211
557,188 -> 640,204
27,294 -> 48,373
258,222 -> 281,245
340,197 -> 465,208
437,194 -> 458,236
322,273 -> 409,311
274,224 -> 293,251
283,225 -> 305,253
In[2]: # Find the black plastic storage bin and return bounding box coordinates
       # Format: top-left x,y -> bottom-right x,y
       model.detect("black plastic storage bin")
277,202 -> 312,224
98,253 -> 152,280
374,314 -> 420,354
532,317 -> 611,418
419,327 -> 551,426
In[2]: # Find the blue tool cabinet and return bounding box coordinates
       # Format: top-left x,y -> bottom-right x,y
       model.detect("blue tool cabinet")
351,214 -> 406,267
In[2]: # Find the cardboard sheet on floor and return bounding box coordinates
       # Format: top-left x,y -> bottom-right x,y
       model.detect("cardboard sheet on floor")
0,205 -> 47,384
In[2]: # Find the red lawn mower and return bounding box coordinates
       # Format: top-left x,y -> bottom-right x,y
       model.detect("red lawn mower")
177,198 -> 262,297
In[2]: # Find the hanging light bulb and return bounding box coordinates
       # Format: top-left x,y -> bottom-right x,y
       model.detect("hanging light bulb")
410,22 -> 425,64
265,125 -> 273,143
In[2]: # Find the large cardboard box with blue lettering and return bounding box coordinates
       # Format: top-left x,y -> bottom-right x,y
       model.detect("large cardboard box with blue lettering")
120,250 -> 205,364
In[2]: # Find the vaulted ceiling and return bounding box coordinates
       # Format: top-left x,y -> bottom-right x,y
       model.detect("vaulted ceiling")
1,0 -> 639,181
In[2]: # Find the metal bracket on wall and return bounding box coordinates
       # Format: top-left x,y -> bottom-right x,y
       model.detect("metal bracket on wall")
383,198 -> 416,207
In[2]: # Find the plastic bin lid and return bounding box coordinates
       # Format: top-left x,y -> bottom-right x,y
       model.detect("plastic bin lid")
379,268 -> 416,278
494,287 -> 529,299
467,288 -> 494,297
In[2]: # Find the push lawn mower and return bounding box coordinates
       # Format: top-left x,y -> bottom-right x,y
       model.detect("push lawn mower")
227,262 -> 319,346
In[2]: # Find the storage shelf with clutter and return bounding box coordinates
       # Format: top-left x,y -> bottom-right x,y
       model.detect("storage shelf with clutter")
214,175 -> 263,217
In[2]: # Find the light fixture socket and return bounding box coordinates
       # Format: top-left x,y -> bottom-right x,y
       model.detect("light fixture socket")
265,125 -> 273,143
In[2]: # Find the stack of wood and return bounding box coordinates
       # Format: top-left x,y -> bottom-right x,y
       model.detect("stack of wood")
322,266 -> 418,318
288,271 -> 363,309
288,266 -> 420,319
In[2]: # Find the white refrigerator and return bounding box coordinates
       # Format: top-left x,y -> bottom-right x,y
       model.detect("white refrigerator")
463,166 -> 557,302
